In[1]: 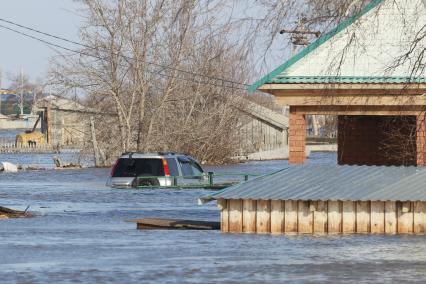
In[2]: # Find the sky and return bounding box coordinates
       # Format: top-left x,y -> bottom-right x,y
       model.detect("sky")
0,0 -> 81,88
0,0 -> 291,90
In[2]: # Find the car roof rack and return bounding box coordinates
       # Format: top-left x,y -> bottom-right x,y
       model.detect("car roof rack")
157,151 -> 180,156
121,151 -> 188,157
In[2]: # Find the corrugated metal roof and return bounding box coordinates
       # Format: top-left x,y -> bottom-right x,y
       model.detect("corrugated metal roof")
268,76 -> 426,84
200,165 -> 426,203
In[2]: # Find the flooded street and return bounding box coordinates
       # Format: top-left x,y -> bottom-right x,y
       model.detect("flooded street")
2,153 -> 426,283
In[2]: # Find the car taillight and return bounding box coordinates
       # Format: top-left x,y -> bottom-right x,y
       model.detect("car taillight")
110,160 -> 119,176
162,159 -> 170,176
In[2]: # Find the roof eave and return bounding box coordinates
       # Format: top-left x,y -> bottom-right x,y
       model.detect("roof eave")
259,83 -> 426,91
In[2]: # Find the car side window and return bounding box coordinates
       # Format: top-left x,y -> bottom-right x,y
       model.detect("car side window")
190,161 -> 203,176
180,161 -> 193,176
166,158 -> 179,176
177,157 -> 193,176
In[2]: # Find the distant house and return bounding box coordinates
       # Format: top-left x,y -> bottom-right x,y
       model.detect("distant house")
34,95 -> 91,147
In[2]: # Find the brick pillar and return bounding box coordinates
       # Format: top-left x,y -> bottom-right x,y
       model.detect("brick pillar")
417,114 -> 426,166
289,108 -> 306,165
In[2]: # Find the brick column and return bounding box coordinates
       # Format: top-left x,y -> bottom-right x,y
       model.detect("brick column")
417,114 -> 426,166
289,108 -> 306,165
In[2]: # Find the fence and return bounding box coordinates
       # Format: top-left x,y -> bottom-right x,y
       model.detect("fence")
0,143 -> 82,154
134,173 -> 261,190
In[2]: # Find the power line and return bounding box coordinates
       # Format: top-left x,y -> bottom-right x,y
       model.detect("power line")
0,23 -> 247,90
0,17 -> 249,89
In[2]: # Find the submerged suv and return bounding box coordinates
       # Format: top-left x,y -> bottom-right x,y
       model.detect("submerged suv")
106,152 -> 205,188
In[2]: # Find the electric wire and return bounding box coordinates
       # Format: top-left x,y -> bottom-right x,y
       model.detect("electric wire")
0,23 -> 247,90
0,17 -> 249,90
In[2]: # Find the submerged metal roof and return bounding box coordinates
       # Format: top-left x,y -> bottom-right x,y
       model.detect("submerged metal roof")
200,165 -> 426,203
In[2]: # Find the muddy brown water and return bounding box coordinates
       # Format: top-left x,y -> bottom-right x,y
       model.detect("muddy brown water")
2,153 -> 426,283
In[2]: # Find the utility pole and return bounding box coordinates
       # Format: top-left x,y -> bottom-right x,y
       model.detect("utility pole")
20,68 -> 24,116
280,18 -> 321,56
280,19 -> 323,136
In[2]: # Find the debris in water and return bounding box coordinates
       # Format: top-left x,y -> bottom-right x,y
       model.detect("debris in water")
129,218 -> 220,230
0,162 -> 19,173
0,206 -> 34,219
53,156 -> 82,169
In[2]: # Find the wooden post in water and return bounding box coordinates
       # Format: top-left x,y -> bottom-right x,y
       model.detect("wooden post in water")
327,201 -> 341,234
229,200 -> 243,233
242,200 -> 256,233
298,201 -> 313,234
414,201 -> 426,234
371,201 -> 385,234
256,200 -> 271,234
356,201 -> 370,234
270,200 -> 284,234
385,201 -> 397,234
284,200 -> 298,234
342,201 -> 355,234
397,201 -> 414,234
313,201 -> 327,234
218,199 -> 228,232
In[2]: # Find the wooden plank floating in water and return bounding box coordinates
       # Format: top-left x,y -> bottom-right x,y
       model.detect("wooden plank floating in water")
131,218 -> 220,230
218,199 -> 426,235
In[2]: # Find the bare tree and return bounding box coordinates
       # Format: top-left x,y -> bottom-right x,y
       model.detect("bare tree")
7,71 -> 41,115
50,0 -> 251,164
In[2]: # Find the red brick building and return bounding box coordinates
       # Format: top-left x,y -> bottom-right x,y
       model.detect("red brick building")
250,0 -> 426,166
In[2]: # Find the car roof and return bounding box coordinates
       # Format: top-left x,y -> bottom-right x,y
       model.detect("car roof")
119,152 -> 189,159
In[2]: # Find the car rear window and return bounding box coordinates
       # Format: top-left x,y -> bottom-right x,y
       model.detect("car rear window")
113,158 -> 164,177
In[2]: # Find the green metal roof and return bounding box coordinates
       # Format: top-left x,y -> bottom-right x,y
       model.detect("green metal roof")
249,0 -> 385,92
268,76 -> 426,84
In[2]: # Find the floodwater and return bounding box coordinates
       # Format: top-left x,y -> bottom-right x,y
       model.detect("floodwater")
2,152 -> 426,283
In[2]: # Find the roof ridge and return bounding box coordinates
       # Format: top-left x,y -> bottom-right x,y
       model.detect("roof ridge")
248,0 -> 385,92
